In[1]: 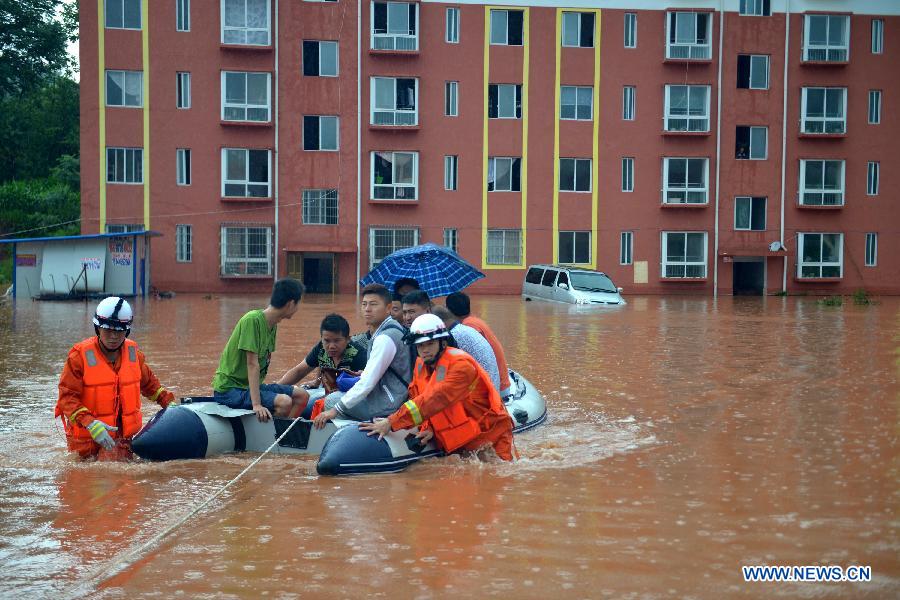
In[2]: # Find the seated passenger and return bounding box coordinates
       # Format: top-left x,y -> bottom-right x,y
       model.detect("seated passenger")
401,289 -> 432,328
432,305 -> 501,393
394,277 -> 420,299
445,292 -> 512,398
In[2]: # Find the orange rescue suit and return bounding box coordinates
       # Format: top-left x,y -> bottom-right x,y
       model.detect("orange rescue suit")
387,347 -> 515,460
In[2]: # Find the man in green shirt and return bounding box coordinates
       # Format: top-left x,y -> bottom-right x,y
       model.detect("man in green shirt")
212,279 -> 308,422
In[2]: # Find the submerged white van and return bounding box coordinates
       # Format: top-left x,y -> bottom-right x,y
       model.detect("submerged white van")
522,265 -> 626,305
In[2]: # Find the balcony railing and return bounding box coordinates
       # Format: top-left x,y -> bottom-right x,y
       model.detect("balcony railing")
372,32 -> 418,51
666,43 -> 711,60
372,109 -> 417,126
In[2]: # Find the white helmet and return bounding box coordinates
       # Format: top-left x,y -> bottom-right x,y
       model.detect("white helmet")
407,313 -> 450,345
93,297 -> 133,331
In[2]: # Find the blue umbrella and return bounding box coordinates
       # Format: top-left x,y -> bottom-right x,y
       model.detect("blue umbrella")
360,243 -> 485,298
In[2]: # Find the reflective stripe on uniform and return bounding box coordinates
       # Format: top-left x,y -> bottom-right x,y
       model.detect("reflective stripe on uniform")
435,365 -> 446,382
128,345 -> 137,362
404,400 -> 423,426
149,387 -> 165,403
68,406 -> 90,424
85,349 -> 97,367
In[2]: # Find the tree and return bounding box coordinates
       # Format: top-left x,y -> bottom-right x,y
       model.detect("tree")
0,0 -> 77,96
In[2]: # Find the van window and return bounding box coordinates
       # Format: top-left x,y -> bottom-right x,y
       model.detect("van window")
557,271 -> 569,288
541,269 -> 558,287
525,267 -> 544,284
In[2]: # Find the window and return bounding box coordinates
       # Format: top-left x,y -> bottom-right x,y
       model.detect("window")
621,157 -> 634,192
488,84 -> 522,119
106,223 -> 144,234
221,226 -> 272,276
559,231 -> 591,264
739,0 -> 770,16
734,197 -> 766,231
106,148 -> 143,184
561,86 -> 592,120
865,233 -> 877,267
664,85 -> 710,132
176,149 -> 191,185
737,54 -> 768,89
445,81 -> 458,117
560,159 -> 591,192
443,228 -> 458,252
222,72 -> 271,122
662,232 -> 707,278
176,224 -> 192,262
303,116 -> 339,151
666,12 -> 711,60
663,158 -> 708,204
872,19 -> 884,54
302,189 -> 338,225
624,13 -> 636,48
370,228 -> 418,267
799,159 -> 844,206
371,77 -> 417,125
801,87 -> 846,134
490,9 -> 523,46
303,41 -> 338,77
803,14 -> 849,62
735,126 -> 767,160
525,267 -> 544,284
105,70 -> 142,107
444,155 -> 458,191
372,151 -> 418,200
868,90 -> 882,124
622,86 -> 635,120
867,162 -> 879,196
221,0 -> 270,45
372,1 -> 418,51
446,7 -> 459,43
486,229 -> 522,265
620,232 -> 633,265
106,0 -> 141,29
487,157 -> 521,192
176,72 -> 191,109
798,233 -> 842,278
222,149 -> 270,197
177,0 -> 190,31
562,12 -> 594,48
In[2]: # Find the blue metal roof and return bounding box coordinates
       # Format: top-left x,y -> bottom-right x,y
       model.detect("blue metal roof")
0,230 -> 162,245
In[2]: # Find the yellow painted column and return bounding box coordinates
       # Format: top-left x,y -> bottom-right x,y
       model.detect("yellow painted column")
142,0 -> 150,229
481,8 -> 491,269
552,9 -> 562,264
591,9 -> 601,270
97,0 -> 106,233
519,7 -> 529,270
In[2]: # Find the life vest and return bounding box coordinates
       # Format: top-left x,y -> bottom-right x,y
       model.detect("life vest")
63,337 -> 143,440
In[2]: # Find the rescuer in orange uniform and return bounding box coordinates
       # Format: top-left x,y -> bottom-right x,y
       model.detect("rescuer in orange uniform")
360,314 -> 515,460
55,297 -> 176,460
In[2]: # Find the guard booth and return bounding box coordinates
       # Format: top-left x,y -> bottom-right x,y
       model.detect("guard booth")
0,231 -> 160,300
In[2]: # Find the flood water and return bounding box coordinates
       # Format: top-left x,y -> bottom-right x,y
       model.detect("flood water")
0,293 -> 897,599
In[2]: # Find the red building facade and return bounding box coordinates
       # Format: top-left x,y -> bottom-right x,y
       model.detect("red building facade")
79,1 -> 900,295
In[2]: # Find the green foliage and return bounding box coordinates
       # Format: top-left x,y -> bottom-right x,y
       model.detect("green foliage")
0,255 -> 11,285
0,172 -> 80,238
773,290 -> 789,297
852,289 -> 874,305
818,296 -> 844,307
0,0 -> 77,96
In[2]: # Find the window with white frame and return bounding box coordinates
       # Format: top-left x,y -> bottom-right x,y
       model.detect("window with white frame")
559,231 -> 591,264
303,41 -> 338,77
303,116 -> 339,151
801,87 -> 846,134
443,228 -> 458,252
106,70 -> 142,107
622,86 -> 635,120
446,7 -> 459,43
372,151 -> 418,200
561,86 -> 592,120
176,224 -> 192,262
177,0 -> 190,31
663,158 -> 708,204
222,72 -> 271,122
372,1 -> 418,51
622,157 -> 634,192
445,81 -> 458,116
739,0 -> 770,16
560,158 -> 591,193
620,231 -> 633,265
487,229 -> 522,265
488,84 -> 522,119
872,19 -> 884,54
371,77 -> 417,125
106,223 -> 144,234
799,159 -> 844,206
865,233 -> 877,267
735,126 -> 767,160
868,90 -> 882,124
444,155 -> 458,191
488,157 -> 521,192
867,162 -> 879,196
370,227 -> 418,267
106,0 -> 141,29
221,225 -> 273,276
302,189 -> 338,225
176,72 -> 191,108
734,196 -> 766,231
737,54 -> 768,89
106,148 -> 143,184
176,148 -> 191,185
666,12 -> 711,60
803,14 -> 849,62
624,13 -> 636,48
562,12 -> 594,48
222,149 -> 270,197
490,9 -> 523,46
221,0 -> 270,45
662,232 -> 707,278
664,85 -> 710,132
798,233 -> 842,278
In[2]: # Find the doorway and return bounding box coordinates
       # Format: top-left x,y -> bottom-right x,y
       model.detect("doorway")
732,258 -> 765,296
302,253 -> 335,294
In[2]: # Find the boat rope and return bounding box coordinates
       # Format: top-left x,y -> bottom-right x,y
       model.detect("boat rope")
63,413 -> 310,598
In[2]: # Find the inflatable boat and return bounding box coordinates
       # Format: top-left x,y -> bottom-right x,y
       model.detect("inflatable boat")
132,371 -> 546,475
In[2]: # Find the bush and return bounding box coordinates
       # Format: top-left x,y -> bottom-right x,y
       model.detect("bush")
818,295 -> 843,307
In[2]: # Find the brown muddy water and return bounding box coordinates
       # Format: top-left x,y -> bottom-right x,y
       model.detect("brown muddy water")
0,294 -> 897,599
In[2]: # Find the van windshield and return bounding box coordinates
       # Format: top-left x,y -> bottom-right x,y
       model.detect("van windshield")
569,272 -> 617,293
